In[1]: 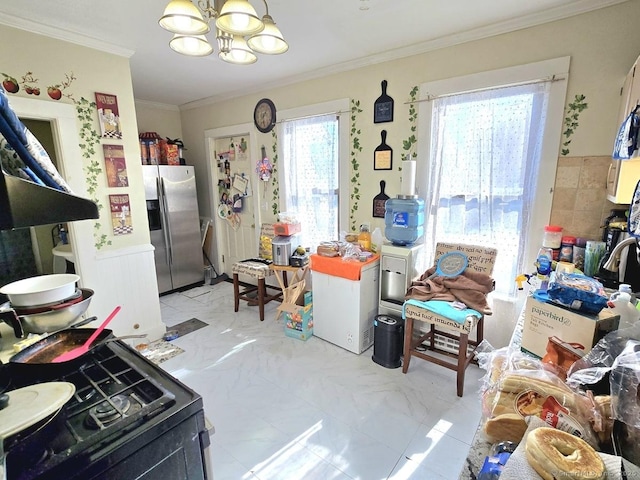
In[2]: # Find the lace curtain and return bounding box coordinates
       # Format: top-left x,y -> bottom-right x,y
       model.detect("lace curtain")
282,114 -> 339,250
426,82 -> 550,297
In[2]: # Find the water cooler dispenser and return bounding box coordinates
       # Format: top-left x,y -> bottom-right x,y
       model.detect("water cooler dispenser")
372,158 -> 427,367
378,243 -> 425,317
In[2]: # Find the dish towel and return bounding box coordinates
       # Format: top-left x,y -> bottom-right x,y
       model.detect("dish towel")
500,417 -> 640,480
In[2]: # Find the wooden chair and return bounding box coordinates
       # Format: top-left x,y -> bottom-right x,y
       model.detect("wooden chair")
402,243 -> 497,397
232,224 -> 282,321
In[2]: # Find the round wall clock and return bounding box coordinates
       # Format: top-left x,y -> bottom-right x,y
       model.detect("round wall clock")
253,98 -> 276,133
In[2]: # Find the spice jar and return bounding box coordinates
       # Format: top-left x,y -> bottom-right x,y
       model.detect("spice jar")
558,236 -> 576,262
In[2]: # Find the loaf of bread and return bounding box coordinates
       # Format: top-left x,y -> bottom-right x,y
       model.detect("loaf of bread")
482,372 -> 600,446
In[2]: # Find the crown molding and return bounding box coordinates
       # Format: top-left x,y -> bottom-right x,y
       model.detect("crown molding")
179,0 -> 629,109
134,99 -> 180,112
0,12 -> 134,58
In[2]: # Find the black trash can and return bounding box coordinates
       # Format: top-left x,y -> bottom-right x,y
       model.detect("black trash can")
372,314 -> 404,368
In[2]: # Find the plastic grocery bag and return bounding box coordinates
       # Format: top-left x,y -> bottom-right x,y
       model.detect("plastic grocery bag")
567,325 -> 640,429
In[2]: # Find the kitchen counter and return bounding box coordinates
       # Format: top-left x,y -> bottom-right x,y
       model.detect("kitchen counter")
458,303 -> 527,479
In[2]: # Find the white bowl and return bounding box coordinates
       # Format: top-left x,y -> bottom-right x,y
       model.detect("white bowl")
0,274 -> 80,307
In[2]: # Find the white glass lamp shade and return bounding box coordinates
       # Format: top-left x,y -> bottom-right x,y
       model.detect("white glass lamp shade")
215,0 -> 264,36
219,35 -> 257,64
159,0 -> 210,35
170,34 -> 214,56
247,15 -> 288,54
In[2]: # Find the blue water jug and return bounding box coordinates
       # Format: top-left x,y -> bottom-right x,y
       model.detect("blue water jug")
384,195 -> 425,245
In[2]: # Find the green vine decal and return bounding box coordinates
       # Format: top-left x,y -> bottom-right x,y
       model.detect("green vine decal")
270,129 -> 280,216
350,99 -> 363,231
402,86 -> 419,163
76,97 -> 110,249
561,94 -> 588,156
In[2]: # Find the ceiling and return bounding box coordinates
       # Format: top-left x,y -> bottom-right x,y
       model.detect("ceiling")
0,0 -> 629,107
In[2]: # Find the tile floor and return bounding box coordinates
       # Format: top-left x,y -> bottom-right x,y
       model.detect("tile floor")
158,281 -> 485,480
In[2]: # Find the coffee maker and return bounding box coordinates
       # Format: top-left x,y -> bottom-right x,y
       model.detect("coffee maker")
597,209 -> 640,291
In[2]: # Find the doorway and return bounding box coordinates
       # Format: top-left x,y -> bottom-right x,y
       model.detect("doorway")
0,118 -> 63,284
204,124 -> 260,276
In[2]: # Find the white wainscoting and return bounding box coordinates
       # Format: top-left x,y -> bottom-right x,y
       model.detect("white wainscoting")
78,244 -> 165,341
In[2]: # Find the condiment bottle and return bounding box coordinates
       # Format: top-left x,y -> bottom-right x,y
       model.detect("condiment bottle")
358,224 -> 371,251
573,237 -> 586,271
558,236 -> 576,262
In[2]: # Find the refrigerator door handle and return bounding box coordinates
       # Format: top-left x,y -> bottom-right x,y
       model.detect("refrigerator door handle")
158,177 -> 173,266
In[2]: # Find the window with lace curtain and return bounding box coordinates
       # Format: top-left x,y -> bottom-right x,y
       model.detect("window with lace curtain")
417,58 -> 570,306
281,113 -> 340,250
425,83 -> 549,297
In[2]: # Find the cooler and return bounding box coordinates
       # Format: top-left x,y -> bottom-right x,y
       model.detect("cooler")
310,254 -> 380,354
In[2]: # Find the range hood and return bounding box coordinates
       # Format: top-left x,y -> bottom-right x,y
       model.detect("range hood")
0,170 -> 99,230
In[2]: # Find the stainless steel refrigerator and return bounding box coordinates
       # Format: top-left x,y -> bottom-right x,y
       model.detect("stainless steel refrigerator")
143,165 -> 203,294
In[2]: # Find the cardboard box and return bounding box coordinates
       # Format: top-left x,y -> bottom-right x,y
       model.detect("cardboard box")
521,296 -> 619,359
273,222 -> 301,236
282,284 -> 313,341
160,142 -> 180,165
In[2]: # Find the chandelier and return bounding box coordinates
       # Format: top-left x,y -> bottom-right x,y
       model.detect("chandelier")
159,0 -> 288,64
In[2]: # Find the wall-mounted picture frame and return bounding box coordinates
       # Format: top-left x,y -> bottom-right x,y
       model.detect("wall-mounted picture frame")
109,194 -> 132,235
374,80 -> 394,124
103,144 -> 128,187
95,92 -> 123,139
374,130 -> 393,170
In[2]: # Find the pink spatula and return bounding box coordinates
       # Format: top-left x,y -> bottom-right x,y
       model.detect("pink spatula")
51,305 -> 121,363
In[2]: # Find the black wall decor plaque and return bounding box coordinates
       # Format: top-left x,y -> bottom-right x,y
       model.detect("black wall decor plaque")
373,180 -> 390,218
374,80 -> 394,123
374,130 -> 393,170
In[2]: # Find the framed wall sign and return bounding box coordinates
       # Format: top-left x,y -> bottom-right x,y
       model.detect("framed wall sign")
374,80 -> 394,124
95,92 -> 123,139
374,130 -> 393,170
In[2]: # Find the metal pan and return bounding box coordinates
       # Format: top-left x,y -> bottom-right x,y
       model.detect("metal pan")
8,328 -> 115,380
0,288 -> 94,338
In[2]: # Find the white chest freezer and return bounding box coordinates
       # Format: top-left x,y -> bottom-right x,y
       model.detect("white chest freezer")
311,257 -> 380,354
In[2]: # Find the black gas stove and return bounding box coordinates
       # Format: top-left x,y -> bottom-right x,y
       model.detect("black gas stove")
5,341 -> 212,480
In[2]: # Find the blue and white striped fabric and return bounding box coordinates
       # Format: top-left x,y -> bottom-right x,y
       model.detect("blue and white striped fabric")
0,84 -> 72,192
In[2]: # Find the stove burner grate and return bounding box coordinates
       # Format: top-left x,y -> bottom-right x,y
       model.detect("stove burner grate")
85,394 -> 132,429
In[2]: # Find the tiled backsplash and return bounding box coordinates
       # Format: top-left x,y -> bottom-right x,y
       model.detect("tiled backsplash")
550,155 -> 624,241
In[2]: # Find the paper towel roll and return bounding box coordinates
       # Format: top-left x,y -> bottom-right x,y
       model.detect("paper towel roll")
401,160 -> 416,196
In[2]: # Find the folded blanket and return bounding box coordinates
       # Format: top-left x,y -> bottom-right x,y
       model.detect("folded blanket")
0,84 -> 71,192
405,265 -> 494,314
403,298 -> 482,324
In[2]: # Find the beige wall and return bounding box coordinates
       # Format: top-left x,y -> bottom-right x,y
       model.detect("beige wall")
134,100 -> 183,143
0,25 -> 149,250
0,25 -> 165,339
176,1 -> 640,241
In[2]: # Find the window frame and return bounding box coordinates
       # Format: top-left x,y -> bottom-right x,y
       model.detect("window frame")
276,99 -> 350,235
416,57 -> 570,296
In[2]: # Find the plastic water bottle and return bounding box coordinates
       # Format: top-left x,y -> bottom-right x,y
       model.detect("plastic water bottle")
610,284 -> 637,305
608,292 -> 640,331
371,227 -> 384,254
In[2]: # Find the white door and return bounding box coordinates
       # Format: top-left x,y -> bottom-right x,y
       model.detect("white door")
205,124 -> 261,276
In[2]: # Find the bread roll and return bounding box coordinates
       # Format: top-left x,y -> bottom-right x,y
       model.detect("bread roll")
525,427 -> 605,480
